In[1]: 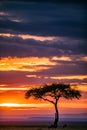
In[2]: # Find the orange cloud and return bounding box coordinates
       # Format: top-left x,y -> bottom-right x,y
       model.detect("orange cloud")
52,56 -> 71,61
0,84 -> 8,87
74,56 -> 87,62
0,87 -> 27,91
50,75 -> 87,80
0,56 -> 56,72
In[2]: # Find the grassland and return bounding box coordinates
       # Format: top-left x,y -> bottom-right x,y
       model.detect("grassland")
0,126 -> 87,130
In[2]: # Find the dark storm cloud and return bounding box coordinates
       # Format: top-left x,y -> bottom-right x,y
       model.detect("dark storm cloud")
0,35 -> 61,57
0,35 -> 86,57
35,62 -> 87,76
0,1 -> 86,38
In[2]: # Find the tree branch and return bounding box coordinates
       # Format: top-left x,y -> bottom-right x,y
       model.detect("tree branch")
41,97 -> 54,104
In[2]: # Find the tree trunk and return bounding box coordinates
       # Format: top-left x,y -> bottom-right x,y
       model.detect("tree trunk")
53,102 -> 59,128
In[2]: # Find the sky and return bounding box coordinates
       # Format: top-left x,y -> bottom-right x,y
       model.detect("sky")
0,0 -> 87,124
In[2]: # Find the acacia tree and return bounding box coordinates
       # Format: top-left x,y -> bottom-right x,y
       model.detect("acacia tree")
25,83 -> 81,128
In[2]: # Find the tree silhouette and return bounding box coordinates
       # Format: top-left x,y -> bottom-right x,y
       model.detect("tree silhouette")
25,83 -> 81,128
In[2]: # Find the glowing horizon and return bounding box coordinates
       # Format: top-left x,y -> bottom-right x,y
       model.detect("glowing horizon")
0,103 -> 51,108
0,100 -> 87,109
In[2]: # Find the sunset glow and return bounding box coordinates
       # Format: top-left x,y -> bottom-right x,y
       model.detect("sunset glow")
0,1 -> 86,125
0,103 -> 20,107
0,103 -> 52,108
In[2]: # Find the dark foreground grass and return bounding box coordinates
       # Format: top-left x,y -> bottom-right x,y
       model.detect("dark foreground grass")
0,126 -> 87,130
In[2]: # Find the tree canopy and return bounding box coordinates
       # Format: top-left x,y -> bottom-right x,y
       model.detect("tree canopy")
25,83 -> 81,104
25,83 -> 81,128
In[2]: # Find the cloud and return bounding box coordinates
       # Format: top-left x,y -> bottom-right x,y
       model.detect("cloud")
0,1 -> 86,38
0,57 -> 56,72
0,69 -> 87,86
0,0 -> 87,90
36,62 -> 87,76
0,35 -> 86,58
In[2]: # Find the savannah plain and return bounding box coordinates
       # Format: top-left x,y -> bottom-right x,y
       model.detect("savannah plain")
0,126 -> 87,130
